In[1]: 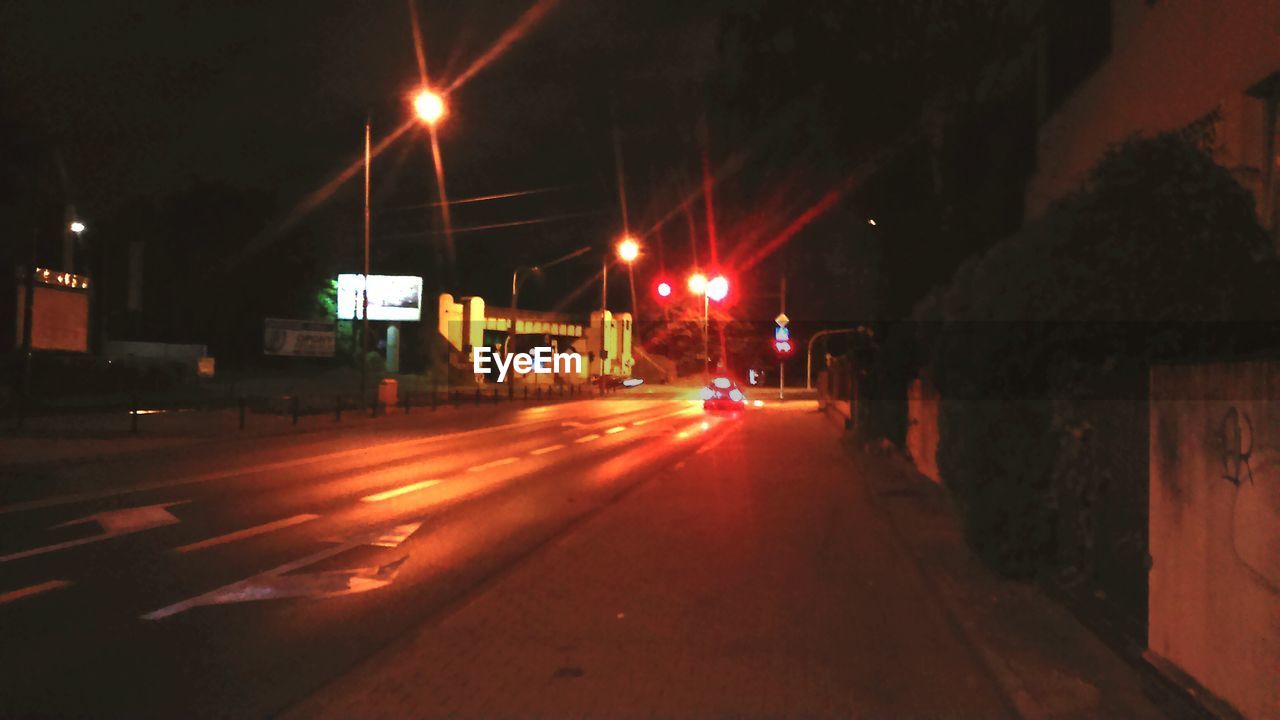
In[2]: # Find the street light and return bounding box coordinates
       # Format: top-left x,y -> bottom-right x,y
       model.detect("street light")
687,272 -> 729,375
616,236 -> 639,263
412,88 -> 446,126
616,236 -> 641,333
687,272 -> 707,295
69,221 -> 86,235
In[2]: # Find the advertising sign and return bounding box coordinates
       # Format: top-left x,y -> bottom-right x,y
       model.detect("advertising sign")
337,274 -> 423,322
264,318 -> 336,357
15,280 -> 89,353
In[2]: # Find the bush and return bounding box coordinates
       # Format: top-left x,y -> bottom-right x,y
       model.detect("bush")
918,132 -> 1277,578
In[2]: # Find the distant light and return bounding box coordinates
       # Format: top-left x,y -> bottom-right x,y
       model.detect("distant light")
706,275 -> 729,302
617,236 -> 640,263
752,399 -> 764,407
700,421 -> 710,431
688,273 -> 707,295
656,281 -> 672,298
69,221 -> 85,234
412,88 -> 446,125
867,218 -> 877,226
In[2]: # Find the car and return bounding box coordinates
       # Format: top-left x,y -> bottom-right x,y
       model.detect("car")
701,376 -> 747,411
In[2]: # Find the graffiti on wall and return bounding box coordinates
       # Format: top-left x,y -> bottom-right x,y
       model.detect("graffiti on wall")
1218,407 -> 1254,487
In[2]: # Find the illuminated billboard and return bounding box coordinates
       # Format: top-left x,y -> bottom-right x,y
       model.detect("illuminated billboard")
337,274 -> 423,322
15,270 -> 90,352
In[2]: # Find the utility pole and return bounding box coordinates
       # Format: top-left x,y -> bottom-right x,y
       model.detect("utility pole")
360,118 -> 371,408
779,276 -> 786,401
16,228 -> 37,430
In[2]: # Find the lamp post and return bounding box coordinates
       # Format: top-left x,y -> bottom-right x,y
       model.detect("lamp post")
616,235 -> 640,333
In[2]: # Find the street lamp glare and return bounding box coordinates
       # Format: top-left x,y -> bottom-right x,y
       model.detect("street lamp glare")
688,272 -> 708,295
706,275 -> 729,302
412,88 -> 446,125
617,237 -> 640,263
69,221 -> 86,234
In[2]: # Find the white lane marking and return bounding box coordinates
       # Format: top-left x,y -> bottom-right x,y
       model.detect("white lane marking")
0,416 -> 548,516
561,421 -> 586,428
575,433 -> 601,443
468,457 -> 518,473
529,443 -> 566,456
361,480 -> 441,503
144,522 -> 420,620
2,501 -> 188,563
633,407 -> 694,427
173,514 -> 320,554
605,425 -> 627,435
0,579 -> 72,605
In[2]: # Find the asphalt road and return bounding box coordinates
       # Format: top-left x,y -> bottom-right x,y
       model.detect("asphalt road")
1,393 -> 727,717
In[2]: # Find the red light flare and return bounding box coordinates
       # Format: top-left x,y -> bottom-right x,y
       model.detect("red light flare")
732,177 -> 856,273
228,119 -> 415,268
406,0 -> 430,87
427,126 -> 455,267
700,128 -> 719,267
445,0 -> 561,93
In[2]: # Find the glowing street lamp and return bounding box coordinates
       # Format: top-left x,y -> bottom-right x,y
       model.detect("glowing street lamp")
69,221 -> 86,235
656,281 -> 672,298
617,236 -> 640,263
412,88 -> 446,126
687,272 -> 708,295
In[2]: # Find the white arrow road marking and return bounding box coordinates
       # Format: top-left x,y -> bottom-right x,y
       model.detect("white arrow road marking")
361,480 -> 441,503
1,501 -> 188,563
468,457 -> 518,473
0,579 -> 73,605
173,514 -> 320,554
529,443 -> 565,456
143,521 -> 421,620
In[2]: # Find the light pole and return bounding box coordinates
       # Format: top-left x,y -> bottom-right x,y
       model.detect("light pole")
412,87 -> 453,267
687,272 -> 730,376
508,246 -> 592,353
616,235 -> 640,331
360,118 -> 371,407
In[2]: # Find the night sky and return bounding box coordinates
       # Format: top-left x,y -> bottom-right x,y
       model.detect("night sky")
1,1 -> 727,220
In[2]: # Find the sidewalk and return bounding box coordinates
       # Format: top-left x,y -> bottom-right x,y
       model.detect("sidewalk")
850,445 -> 1171,720
286,406 -> 1167,719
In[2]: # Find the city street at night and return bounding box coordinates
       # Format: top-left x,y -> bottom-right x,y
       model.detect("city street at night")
3,0 -> 1278,717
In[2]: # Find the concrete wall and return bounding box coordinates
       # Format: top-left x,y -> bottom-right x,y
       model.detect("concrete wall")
1027,0 -> 1280,221
1148,360 -> 1279,719
906,376 -> 941,484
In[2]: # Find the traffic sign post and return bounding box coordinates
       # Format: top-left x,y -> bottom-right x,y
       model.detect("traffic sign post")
777,279 -> 786,400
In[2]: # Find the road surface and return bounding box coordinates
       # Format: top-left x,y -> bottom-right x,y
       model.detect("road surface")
1,390 -> 1159,718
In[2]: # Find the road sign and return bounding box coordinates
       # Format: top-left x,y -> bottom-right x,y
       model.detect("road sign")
775,313 -> 789,328
775,325 -> 790,342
